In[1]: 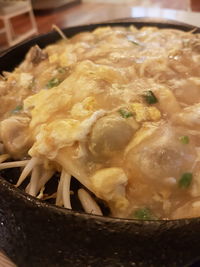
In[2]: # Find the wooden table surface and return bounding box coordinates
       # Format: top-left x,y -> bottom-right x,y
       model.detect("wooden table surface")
0,2 -> 200,266
0,251 -> 16,267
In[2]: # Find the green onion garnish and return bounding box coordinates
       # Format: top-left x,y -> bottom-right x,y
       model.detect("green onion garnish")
129,40 -> 140,46
179,135 -> 189,144
127,36 -> 141,46
143,90 -> 158,104
11,105 -> 23,114
118,109 -> 133,118
133,208 -> 154,220
46,77 -> 60,89
57,67 -> 66,74
179,135 -> 190,145
179,172 -> 193,188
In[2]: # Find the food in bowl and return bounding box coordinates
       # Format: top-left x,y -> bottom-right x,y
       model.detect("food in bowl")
0,25 -> 200,220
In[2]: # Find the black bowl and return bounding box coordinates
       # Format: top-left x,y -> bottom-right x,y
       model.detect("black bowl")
1,19 -> 200,267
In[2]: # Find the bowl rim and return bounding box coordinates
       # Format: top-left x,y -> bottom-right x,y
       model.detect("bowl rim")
1,18 -> 200,224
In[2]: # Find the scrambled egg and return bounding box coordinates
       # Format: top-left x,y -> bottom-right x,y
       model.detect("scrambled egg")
24,86 -> 72,135
2,25 -> 200,219
90,167 -> 129,215
71,96 -> 96,118
130,102 -> 161,122
29,110 -> 106,159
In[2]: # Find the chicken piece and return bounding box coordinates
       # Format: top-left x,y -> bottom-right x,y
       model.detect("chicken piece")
20,45 -> 47,70
0,116 -> 32,158
25,45 -> 47,65
123,122 -> 198,218
172,103 -> 200,130
154,87 -> 181,117
169,78 -> 200,105
89,114 -> 138,157
125,122 -> 196,192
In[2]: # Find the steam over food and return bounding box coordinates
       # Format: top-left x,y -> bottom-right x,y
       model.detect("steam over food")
0,25 -> 200,220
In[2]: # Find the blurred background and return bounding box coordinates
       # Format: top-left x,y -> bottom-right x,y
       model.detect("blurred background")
0,0 -> 200,50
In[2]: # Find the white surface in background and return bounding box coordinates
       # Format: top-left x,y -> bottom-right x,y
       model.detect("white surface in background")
83,0 -> 160,5
66,6 -> 200,28
130,7 -> 200,27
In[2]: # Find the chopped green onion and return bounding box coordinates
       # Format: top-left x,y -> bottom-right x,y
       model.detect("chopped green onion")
127,36 -> 141,46
179,135 -> 189,144
133,207 -> 154,220
143,90 -> 158,104
129,40 -> 140,46
179,172 -> 193,188
118,109 -> 133,118
57,67 -> 66,74
46,77 -> 60,89
11,105 -> 23,114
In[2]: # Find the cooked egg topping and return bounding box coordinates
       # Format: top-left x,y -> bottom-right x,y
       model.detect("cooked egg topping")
1,25 -> 200,219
